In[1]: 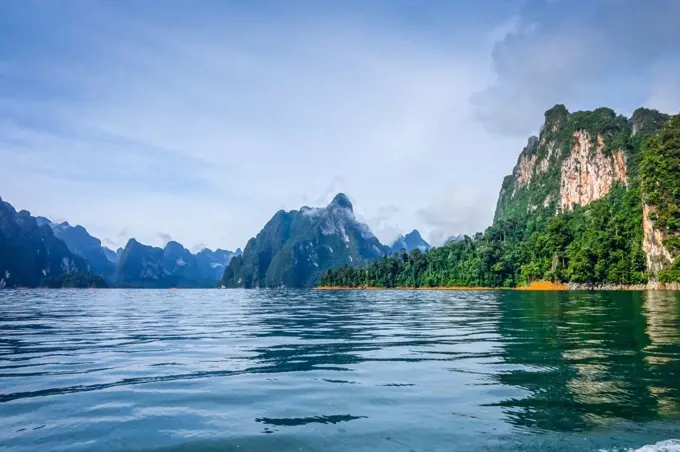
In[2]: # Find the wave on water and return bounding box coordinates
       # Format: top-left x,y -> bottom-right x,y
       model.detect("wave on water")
634,440 -> 680,452
601,440 -> 680,452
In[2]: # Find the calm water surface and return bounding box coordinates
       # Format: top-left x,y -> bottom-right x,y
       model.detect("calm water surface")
2,290 -> 680,451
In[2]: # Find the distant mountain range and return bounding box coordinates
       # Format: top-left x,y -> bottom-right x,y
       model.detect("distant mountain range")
0,198 -> 240,288
389,229 -> 431,255
222,193 -> 389,288
116,239 -> 241,288
1,193 -> 464,289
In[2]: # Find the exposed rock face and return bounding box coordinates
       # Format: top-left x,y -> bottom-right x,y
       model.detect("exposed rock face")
558,132 -> 627,212
495,106 -> 638,222
642,203 -> 674,276
514,150 -> 537,191
494,105 -> 675,280
566,281 -> 680,291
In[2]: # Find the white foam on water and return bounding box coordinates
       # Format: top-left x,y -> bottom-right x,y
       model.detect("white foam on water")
602,440 -> 680,452
634,440 -> 680,452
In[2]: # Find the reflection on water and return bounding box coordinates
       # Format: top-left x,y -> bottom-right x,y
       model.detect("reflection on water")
1,289 -> 680,451
492,291 -> 680,432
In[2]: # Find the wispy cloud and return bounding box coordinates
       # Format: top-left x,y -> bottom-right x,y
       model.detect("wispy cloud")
1,1 -> 677,251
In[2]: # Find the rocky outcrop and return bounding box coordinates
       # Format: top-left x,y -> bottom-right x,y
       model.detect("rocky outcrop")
494,106 -> 635,222
513,138 -> 539,193
558,132 -> 627,212
642,203 -> 674,277
493,105 -> 678,282
493,106 -> 663,225
567,281 -> 680,291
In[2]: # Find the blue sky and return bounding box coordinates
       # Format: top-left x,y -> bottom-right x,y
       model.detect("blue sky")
1,0 -> 679,251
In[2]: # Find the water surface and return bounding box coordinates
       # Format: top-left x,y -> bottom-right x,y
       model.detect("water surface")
2,290 -> 680,451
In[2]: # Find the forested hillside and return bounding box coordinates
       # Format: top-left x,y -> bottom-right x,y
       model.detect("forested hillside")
221,194 -> 387,288
321,106 -> 679,289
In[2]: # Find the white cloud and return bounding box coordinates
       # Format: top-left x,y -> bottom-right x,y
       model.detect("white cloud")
417,184 -> 495,246
3,1 -> 675,253
473,0 -> 680,136
1,2 -> 520,251
157,232 -> 173,246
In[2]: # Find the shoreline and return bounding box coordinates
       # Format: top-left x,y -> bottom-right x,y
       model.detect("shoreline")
315,281 -> 566,291
315,286 -> 504,291
316,281 -> 680,291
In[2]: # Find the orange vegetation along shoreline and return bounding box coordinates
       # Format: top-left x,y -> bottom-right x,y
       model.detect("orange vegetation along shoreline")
315,281 -> 567,291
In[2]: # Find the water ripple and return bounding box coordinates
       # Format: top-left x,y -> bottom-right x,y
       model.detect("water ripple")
1,289 -> 680,451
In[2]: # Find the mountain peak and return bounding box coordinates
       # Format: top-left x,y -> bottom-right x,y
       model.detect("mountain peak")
222,194 -> 384,288
405,229 -> 423,240
390,229 -> 431,254
164,240 -> 184,250
329,193 -> 353,211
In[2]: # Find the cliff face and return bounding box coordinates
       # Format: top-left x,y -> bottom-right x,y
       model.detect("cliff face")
642,203 -> 673,275
559,131 -> 627,212
495,105 -> 674,278
495,106 -> 634,221
639,114 -> 680,279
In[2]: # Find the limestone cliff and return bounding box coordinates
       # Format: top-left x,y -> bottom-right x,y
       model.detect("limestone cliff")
559,132 -> 627,212
495,106 -> 634,221
642,203 -> 673,276
639,114 -> 680,279
495,105 -> 674,278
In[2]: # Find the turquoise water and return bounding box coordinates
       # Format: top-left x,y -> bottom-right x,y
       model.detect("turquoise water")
2,290 -> 680,451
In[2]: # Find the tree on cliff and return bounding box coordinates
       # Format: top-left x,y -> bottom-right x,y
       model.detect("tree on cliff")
640,115 -> 680,282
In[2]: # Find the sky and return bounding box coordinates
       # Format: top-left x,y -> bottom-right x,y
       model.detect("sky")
1,0 -> 679,251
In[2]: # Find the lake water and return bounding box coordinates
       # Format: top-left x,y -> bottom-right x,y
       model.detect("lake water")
2,290 -> 680,451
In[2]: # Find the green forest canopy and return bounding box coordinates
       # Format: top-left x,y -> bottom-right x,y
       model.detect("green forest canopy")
321,113 -> 680,288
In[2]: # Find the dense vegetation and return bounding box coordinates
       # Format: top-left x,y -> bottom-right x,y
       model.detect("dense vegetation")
321,186 -> 646,288
640,115 -> 680,282
41,273 -> 108,289
322,108 -> 678,289
222,194 -> 387,288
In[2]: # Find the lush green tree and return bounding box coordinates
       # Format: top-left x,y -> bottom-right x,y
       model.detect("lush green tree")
640,115 -> 680,281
